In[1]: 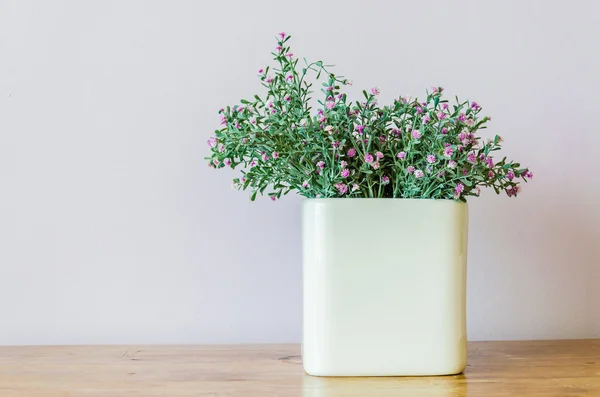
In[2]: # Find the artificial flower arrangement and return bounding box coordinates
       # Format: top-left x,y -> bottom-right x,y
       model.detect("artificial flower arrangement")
207,33 -> 532,201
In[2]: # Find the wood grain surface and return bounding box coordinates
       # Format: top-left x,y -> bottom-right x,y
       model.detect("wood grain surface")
0,340 -> 599,396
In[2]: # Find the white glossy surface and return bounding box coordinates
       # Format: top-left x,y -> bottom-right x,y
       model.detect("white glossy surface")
302,199 -> 469,376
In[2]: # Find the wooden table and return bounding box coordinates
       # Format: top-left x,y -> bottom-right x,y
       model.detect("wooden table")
0,340 -> 599,396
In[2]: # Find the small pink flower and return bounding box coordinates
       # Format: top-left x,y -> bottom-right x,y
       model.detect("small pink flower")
443,147 -> 454,158
376,151 -> 384,159
261,152 -> 269,161
407,166 -> 415,174
507,185 -> 520,197
442,103 -> 449,110
423,115 -> 431,124
341,169 -> 350,178
371,87 -> 380,95
438,112 -> 446,119
326,101 -> 335,110
240,177 -> 246,184
524,170 -> 533,179
351,183 -> 360,192
458,132 -> 467,142
442,127 -> 448,134
485,157 -> 494,168
219,114 -> 227,125
271,196 -> 277,201
458,113 -> 466,122
455,183 -> 465,196
279,32 -> 286,39
416,106 -> 423,115
212,158 -> 219,166
284,94 -> 291,102
475,187 -> 481,196
427,154 -> 436,163
340,161 -> 348,168
335,183 -> 348,195
272,152 -> 279,159
414,170 -> 424,178
391,128 -> 401,136
355,125 -> 365,134
506,170 -> 515,180
316,161 -> 325,169
332,141 -> 341,149
411,130 -> 421,139
488,171 -> 495,179
347,148 -> 357,158
471,101 -> 480,110
302,181 -> 310,188
275,45 -> 282,52
223,158 -> 231,166
397,152 -> 406,160
381,175 -> 390,185
250,118 -> 256,124
258,68 -> 264,74
207,137 -> 218,148
266,76 -> 273,83
218,143 -> 225,153
249,160 -> 256,167
286,74 -> 293,82
268,100 -> 274,108
448,160 -> 457,169
468,152 -> 477,163
285,52 -> 293,58
372,162 -> 380,170
364,153 -> 374,164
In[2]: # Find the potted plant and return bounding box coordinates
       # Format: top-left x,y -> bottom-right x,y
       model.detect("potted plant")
206,33 -> 532,376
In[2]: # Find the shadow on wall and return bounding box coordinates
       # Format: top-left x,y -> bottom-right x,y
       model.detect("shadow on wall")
467,185 -> 600,339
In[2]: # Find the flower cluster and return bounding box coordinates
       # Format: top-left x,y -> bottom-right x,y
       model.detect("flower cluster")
207,33 -> 532,201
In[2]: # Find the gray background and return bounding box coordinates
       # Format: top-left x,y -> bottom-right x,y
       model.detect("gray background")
1,0 -> 599,345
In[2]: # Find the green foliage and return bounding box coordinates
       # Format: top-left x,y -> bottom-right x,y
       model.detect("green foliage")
206,34 -> 532,201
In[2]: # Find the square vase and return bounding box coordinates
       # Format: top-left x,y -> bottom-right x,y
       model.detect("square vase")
302,198 -> 468,376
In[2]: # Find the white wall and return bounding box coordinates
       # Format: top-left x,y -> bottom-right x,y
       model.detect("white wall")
1,0 -> 599,345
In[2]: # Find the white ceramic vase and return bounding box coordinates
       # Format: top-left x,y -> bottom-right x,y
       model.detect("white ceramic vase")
302,198 -> 468,376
